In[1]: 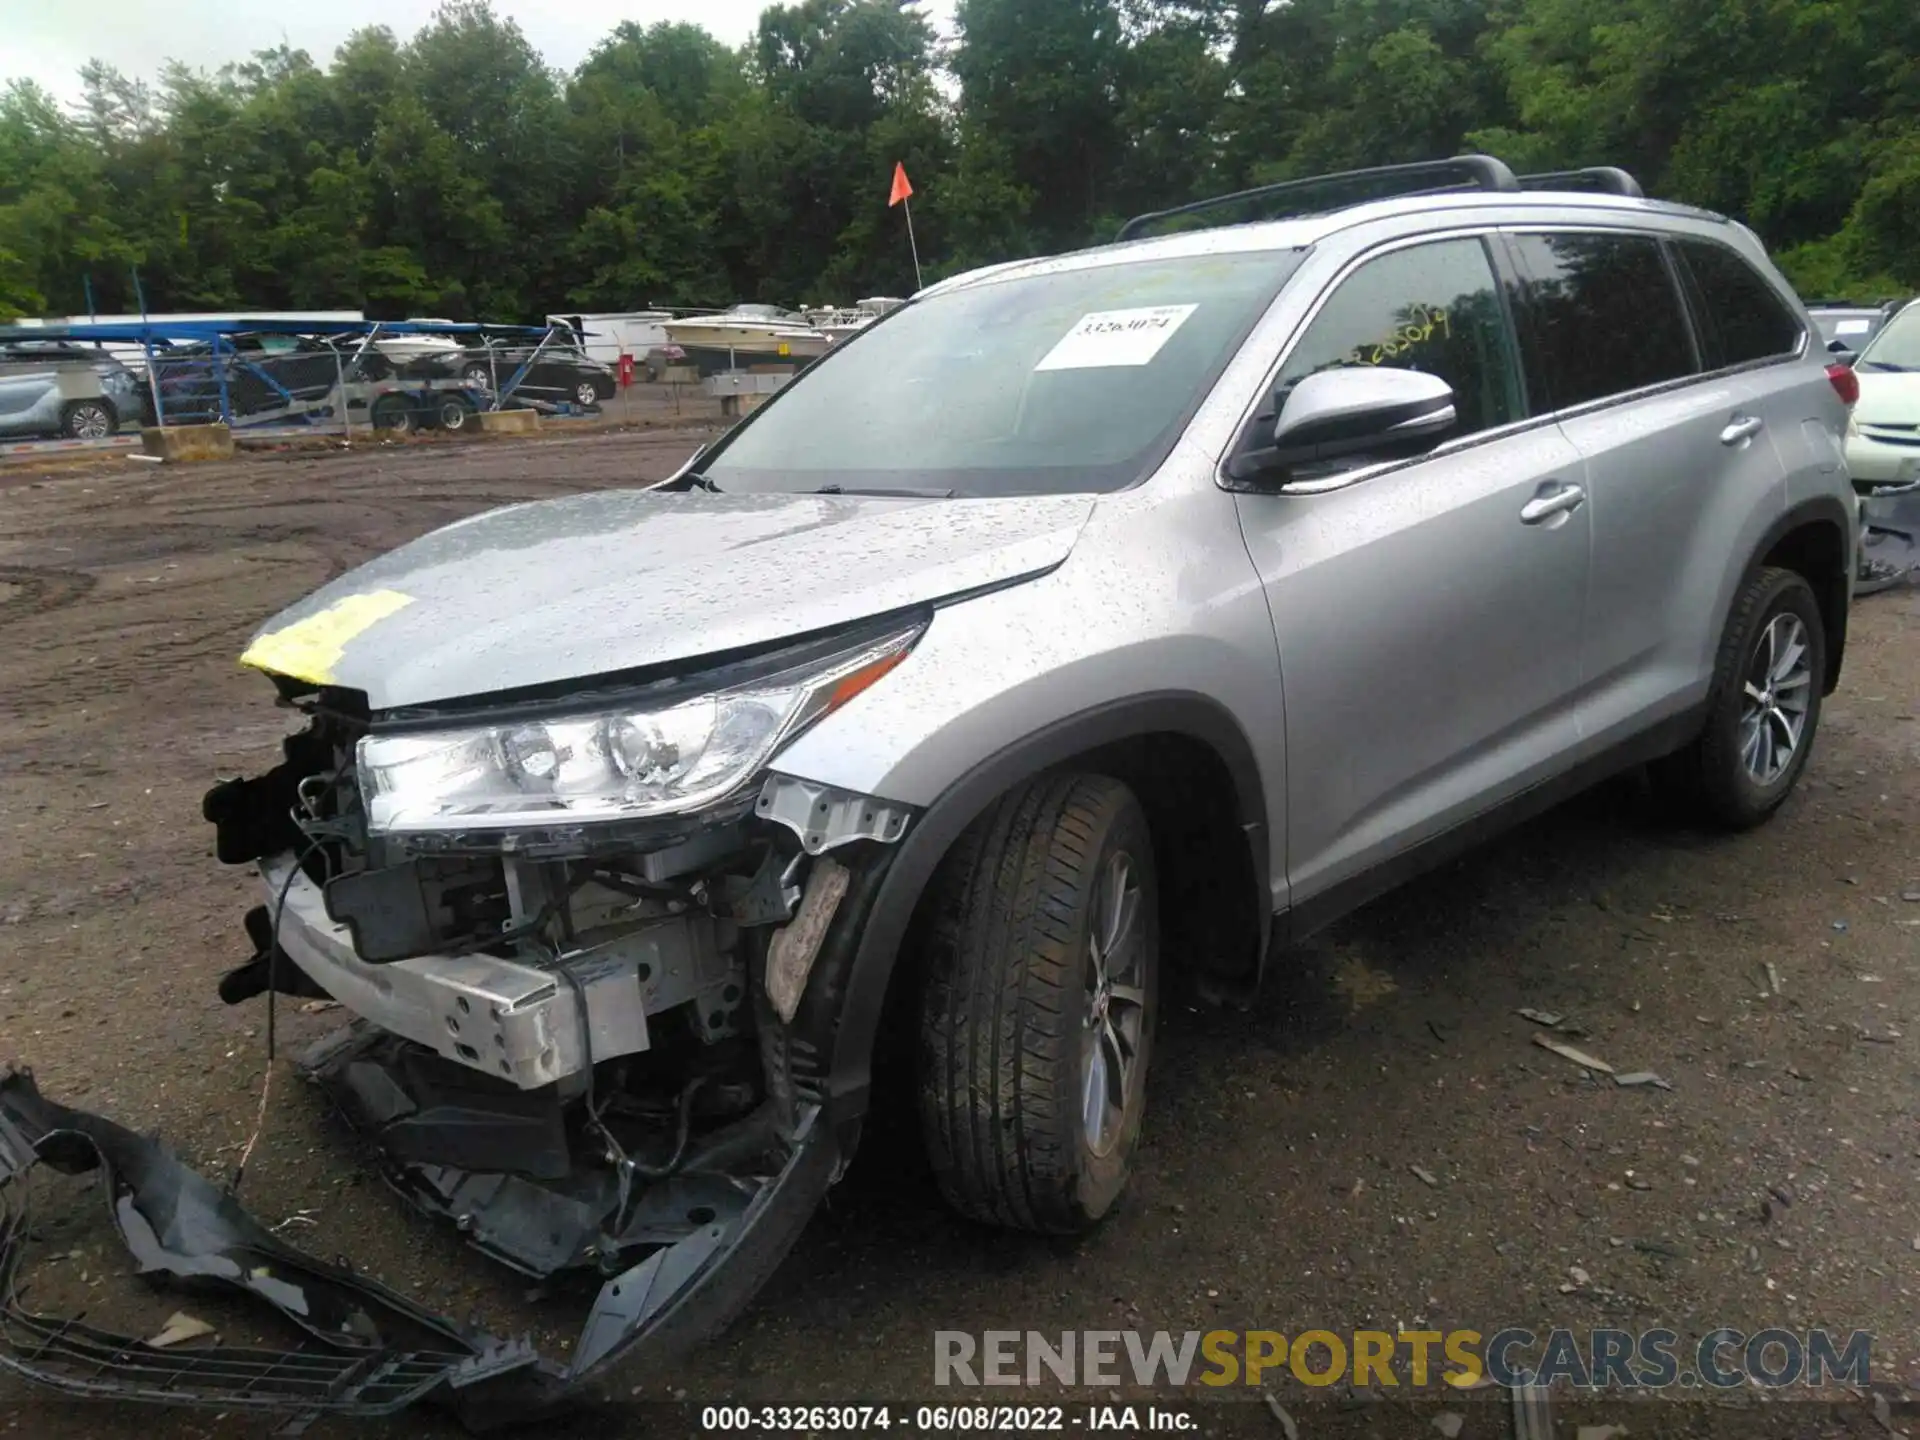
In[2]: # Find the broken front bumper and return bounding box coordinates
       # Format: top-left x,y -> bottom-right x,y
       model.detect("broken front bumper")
0,1066 -> 839,1430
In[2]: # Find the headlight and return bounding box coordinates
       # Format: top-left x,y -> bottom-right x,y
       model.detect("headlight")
358,625 -> 919,834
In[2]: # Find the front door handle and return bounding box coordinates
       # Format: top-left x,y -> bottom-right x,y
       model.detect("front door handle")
1720,415 -> 1765,446
1520,482 -> 1586,525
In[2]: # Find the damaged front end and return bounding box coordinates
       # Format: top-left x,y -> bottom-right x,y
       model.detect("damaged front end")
0,620 -> 924,1428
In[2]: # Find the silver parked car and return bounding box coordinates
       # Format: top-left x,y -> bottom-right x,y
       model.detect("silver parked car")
0,341 -> 141,437
0,156 -> 1859,1424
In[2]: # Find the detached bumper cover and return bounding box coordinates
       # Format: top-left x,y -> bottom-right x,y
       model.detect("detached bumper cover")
0,1066 -> 837,1431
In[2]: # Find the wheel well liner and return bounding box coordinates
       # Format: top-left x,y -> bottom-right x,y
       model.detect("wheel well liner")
822,692 -> 1270,1142
1752,497 -> 1851,694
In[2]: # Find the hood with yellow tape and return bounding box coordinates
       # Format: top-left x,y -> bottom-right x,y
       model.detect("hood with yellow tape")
239,486 -> 1093,709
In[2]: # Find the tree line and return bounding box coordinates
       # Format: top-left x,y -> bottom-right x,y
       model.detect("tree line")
2,0 -> 1915,324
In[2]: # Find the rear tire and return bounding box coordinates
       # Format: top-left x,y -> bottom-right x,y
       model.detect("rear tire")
1654,566 -> 1825,829
917,773 -> 1158,1233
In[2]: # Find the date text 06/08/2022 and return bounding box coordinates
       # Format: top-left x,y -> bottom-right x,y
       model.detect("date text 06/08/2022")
700,1405 -> 1197,1431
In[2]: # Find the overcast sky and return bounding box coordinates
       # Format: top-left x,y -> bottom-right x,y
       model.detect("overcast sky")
0,0 -> 957,102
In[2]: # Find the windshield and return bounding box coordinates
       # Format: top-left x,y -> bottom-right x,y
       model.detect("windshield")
702,248 -> 1303,496
1858,305 -> 1920,371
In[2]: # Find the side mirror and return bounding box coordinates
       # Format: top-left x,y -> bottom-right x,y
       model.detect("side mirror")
1229,367 -> 1457,484
1827,341 -> 1859,365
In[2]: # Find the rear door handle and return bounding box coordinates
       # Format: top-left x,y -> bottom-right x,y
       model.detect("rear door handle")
1720,415 -> 1765,446
1520,482 -> 1586,525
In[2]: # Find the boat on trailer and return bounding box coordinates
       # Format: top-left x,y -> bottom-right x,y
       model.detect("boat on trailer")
661,304 -> 830,375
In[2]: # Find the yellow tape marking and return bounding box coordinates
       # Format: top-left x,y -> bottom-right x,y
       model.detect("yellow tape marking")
239,590 -> 415,685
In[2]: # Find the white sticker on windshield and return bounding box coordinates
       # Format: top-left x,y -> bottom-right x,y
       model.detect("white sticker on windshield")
1835,319 -> 1871,335
1034,304 -> 1199,371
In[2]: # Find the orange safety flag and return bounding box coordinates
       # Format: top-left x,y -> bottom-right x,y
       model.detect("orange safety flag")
889,162 -> 914,207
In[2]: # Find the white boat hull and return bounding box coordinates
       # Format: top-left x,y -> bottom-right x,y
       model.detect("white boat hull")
662,321 -> 829,374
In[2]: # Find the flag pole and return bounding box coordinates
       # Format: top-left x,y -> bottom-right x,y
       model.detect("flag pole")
889,162 -> 923,291
903,194 -> 923,291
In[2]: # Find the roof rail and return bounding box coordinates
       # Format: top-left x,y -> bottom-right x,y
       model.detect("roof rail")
1115,154 -> 1521,243
1516,166 -> 1645,198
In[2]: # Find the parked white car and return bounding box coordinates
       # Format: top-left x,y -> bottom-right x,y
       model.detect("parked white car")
1846,301 -> 1920,487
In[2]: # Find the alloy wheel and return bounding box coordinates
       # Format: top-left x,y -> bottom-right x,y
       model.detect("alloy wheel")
1082,850 -> 1147,1157
69,404 -> 112,439
1739,612 -> 1813,784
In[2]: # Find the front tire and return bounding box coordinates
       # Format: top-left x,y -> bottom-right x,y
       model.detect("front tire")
1657,566 -> 1825,828
917,774 -> 1158,1233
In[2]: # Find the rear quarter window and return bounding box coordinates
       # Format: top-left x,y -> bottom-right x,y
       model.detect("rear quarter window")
1507,231 -> 1697,410
1676,239 -> 1803,367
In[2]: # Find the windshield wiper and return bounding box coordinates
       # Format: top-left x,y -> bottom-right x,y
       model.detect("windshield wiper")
670,472 -> 722,492
1858,360 -> 1913,373
810,484 -> 955,499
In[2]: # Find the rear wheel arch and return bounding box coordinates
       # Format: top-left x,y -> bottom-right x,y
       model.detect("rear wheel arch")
824,693 -> 1272,1149
1749,499 -> 1850,694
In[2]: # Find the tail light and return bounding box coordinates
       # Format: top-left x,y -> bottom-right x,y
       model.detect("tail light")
1827,363 -> 1860,407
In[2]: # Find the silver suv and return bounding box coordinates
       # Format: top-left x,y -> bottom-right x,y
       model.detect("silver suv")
0,341 -> 139,438
0,157 -> 1858,1424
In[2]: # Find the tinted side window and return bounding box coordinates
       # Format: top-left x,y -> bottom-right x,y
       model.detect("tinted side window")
1676,239 -> 1802,366
1508,232 -> 1695,409
1273,237 -> 1523,446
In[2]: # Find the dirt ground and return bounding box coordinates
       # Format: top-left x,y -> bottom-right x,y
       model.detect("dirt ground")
1,422 -> 1916,1440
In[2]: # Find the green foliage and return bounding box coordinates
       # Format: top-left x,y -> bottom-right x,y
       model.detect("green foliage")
1467,0 -> 1920,288
2,0 -> 1913,321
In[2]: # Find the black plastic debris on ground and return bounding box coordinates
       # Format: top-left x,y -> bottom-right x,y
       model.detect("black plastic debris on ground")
0,1064 -> 836,1431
